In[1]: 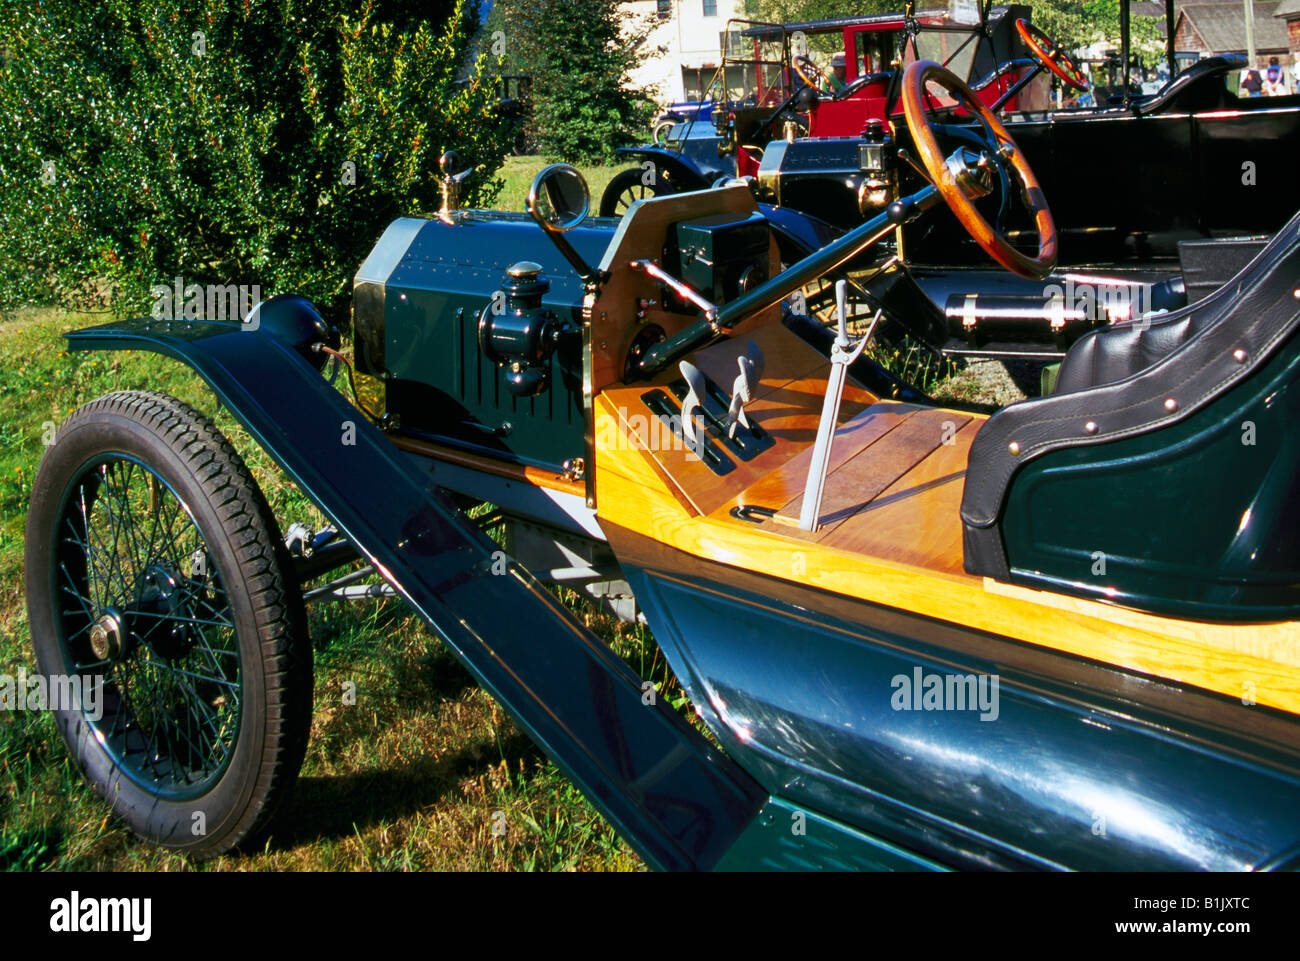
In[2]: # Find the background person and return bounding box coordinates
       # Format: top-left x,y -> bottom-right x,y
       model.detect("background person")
1263,57 -> 1290,95
1241,65 -> 1264,96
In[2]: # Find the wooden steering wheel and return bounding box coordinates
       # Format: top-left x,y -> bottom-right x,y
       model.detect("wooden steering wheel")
1015,18 -> 1088,91
901,60 -> 1057,279
793,55 -> 834,94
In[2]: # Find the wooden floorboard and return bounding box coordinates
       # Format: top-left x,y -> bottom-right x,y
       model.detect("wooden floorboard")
740,403 -> 918,511
821,417 -> 981,576
777,408 -> 970,535
601,332 -> 878,517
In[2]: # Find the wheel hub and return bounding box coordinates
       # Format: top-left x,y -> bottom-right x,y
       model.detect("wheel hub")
88,610 -> 126,661
134,564 -> 195,660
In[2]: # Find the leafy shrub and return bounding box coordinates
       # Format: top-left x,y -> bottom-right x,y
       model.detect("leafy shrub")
488,0 -> 658,165
0,0 -> 513,323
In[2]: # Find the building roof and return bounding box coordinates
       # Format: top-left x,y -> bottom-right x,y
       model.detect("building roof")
1132,1 -> 1167,17
1274,0 -> 1300,19
1178,2 -> 1290,52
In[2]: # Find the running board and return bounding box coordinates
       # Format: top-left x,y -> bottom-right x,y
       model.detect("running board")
66,318 -> 765,871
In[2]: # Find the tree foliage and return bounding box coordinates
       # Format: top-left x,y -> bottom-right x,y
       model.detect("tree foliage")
0,0 -> 513,320
1026,0 -> 1165,60
486,0 -> 658,164
746,0 -> 898,23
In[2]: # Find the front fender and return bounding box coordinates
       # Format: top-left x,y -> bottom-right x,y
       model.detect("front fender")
613,146 -> 720,191
62,316 -> 766,871
758,203 -> 843,263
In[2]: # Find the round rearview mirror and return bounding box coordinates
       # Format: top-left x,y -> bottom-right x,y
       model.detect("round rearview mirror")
527,164 -> 590,233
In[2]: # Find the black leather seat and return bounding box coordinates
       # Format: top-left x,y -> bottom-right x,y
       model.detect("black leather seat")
961,208 -> 1300,580
1054,209 -> 1300,394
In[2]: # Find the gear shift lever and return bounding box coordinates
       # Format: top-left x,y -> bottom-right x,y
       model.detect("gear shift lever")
798,281 -> 872,532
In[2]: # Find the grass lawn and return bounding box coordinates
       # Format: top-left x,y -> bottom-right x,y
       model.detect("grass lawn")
493,155 -> 628,214
0,305 -> 656,872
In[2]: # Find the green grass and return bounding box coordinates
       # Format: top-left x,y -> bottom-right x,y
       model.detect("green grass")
0,304 -> 667,872
493,155 -> 627,215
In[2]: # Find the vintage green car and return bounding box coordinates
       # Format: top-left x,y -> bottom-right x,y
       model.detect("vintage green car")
25,60 -> 1300,870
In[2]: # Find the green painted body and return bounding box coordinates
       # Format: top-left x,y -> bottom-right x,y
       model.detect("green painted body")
357,214 -> 617,472
714,798 -> 948,872
673,211 -> 771,304
1002,328 -> 1300,621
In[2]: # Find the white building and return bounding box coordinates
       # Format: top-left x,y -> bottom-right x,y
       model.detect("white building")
624,0 -> 749,106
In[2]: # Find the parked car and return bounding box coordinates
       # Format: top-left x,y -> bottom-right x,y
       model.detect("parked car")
26,61 -> 1300,869
599,5 -> 1037,218
603,6 -> 1300,364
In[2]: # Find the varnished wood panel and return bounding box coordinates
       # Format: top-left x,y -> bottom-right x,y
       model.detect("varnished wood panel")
739,403 -> 918,510
688,321 -> 827,400
388,432 -> 585,496
587,186 -> 781,393
602,374 -> 871,517
595,429 -> 1300,714
597,323 -> 877,517
776,408 -> 971,533
821,417 -> 980,574
590,315 -> 1300,715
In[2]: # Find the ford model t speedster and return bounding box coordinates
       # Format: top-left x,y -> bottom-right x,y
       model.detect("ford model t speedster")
24,60 -> 1300,871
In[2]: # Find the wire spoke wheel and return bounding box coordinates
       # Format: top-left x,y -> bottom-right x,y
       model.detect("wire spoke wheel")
599,167 -> 674,217
56,455 -> 240,796
26,391 -> 311,855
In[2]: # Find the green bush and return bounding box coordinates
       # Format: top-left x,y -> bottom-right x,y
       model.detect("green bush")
488,0 -> 657,165
0,0 -> 514,323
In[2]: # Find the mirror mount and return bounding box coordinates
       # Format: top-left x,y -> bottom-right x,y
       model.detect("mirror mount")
526,164 -> 603,286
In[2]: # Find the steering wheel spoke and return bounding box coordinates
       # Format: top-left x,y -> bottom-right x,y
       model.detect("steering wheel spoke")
794,55 -> 834,96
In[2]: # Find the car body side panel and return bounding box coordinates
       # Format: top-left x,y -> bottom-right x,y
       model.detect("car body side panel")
606,522 -> 1300,871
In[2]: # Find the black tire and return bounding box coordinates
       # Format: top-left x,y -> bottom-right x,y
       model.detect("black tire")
24,390 -> 312,857
599,166 -> 675,217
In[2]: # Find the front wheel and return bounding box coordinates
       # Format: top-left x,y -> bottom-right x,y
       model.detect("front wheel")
24,390 -> 312,856
599,166 -> 676,217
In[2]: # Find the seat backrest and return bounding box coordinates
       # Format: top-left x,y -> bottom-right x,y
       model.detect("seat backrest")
1054,209 -> 1300,394
961,208 -> 1300,582
1134,54 -> 1243,116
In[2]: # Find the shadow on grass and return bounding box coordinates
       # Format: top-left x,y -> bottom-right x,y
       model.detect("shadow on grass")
261,730 -> 542,852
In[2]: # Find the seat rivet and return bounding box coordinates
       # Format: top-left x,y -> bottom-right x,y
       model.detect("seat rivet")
1164,397 -> 1178,412
1008,441 -> 1021,455
1233,348 -> 1247,363
1084,421 -> 1098,435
